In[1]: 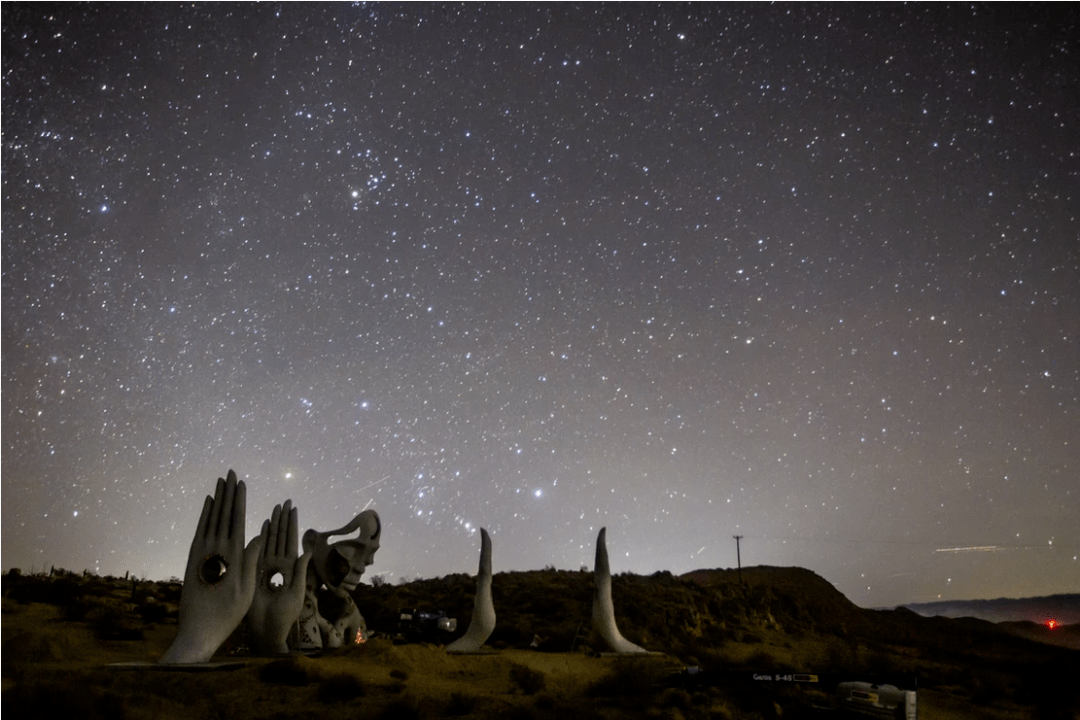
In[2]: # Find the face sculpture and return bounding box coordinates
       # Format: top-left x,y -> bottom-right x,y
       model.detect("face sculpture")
302,509 -> 381,593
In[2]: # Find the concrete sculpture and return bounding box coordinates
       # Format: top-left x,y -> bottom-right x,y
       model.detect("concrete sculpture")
160,471 -> 263,664
296,509 -> 381,649
248,499 -> 311,654
592,527 -> 648,654
446,528 -> 496,652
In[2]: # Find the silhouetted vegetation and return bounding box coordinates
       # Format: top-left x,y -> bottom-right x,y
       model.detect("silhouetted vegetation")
508,661 -> 546,695
3,567 -> 1077,718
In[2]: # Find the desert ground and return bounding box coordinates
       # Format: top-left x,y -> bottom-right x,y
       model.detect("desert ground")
3,566 -> 1077,719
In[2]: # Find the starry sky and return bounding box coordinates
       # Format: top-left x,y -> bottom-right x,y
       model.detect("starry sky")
3,4 -> 1078,608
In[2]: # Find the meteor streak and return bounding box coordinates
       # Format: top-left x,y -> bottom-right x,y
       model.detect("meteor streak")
935,546 -> 999,553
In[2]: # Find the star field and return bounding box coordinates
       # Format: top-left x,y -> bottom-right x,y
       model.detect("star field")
3,4 -> 1078,607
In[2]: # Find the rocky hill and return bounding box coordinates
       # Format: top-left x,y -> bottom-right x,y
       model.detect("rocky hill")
900,594 -> 1080,625
3,566 -> 1078,719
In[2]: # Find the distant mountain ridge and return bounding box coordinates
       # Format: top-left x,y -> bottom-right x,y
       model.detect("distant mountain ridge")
898,593 -> 1080,625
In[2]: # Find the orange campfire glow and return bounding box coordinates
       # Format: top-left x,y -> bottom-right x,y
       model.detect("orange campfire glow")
1045,619 -> 1057,630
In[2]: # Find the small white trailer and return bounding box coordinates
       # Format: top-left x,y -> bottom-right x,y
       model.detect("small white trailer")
836,681 -> 917,719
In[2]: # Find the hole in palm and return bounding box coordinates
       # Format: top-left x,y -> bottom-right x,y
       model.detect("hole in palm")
200,554 -> 228,585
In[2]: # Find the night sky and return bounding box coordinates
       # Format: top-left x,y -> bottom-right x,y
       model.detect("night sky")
3,4 -> 1078,608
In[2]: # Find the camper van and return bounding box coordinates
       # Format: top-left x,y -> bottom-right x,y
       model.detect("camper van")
836,681 -> 917,719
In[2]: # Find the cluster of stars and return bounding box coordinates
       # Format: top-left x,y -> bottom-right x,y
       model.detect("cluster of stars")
2,4 -> 1077,605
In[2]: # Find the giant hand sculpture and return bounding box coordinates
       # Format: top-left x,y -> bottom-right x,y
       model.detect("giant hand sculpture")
297,509 -> 381,649
248,500 -> 311,654
446,528 -> 495,652
160,471 -> 262,664
592,527 -> 648,654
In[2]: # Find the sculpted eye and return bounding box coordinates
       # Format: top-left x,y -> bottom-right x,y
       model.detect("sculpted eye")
200,555 -> 228,585
268,571 -> 285,590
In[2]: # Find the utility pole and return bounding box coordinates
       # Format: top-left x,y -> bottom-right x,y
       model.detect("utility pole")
733,535 -> 744,584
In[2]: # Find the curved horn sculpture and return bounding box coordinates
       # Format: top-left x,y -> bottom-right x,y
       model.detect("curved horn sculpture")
321,510 -> 381,542
592,527 -> 647,653
447,528 -> 496,652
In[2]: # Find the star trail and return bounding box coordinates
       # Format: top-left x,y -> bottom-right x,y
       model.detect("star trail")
3,4 -> 1077,607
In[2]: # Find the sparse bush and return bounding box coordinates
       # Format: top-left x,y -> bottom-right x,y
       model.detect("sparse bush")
259,656 -> 314,686
4,678 -> 127,720
743,650 -> 777,669
443,691 -> 477,716
534,693 -> 556,712
660,687 -> 694,712
8,630 -> 69,663
87,602 -> 143,640
825,639 -> 858,673
319,673 -> 365,703
509,662 -> 546,695
970,674 -> 1006,706
377,696 -> 421,720
587,659 -> 662,698
502,706 -> 540,720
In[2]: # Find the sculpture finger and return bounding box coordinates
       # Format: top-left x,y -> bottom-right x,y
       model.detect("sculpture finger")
259,518 -> 272,560
592,527 -> 647,654
193,493 -> 214,548
290,550 -> 312,592
447,528 -> 495,653
223,471 -> 242,540
266,503 -> 282,558
207,476 -> 227,540
241,534 -> 263,601
284,502 -> 298,558
276,500 -> 293,557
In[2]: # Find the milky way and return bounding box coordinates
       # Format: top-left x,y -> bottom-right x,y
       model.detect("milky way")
3,4 -> 1077,607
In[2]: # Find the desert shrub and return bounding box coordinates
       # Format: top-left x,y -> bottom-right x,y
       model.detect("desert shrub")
62,596 -> 93,621
158,583 -> 183,604
490,620 -> 535,648
824,639 -> 858,673
443,691 -> 477,716
1032,706 -> 1075,720
259,656 -> 314,686
743,650 -> 780,670
137,599 -> 169,624
970,674 -> 1006,706
4,678 -> 127,720
707,704 -> 737,720
587,659 -> 662,698
6,630 -> 70,663
509,662 -> 546,695
377,696 -> 421,720
319,672 -> 365,703
534,693 -> 556,712
660,687 -> 694,712
702,624 -> 734,646
502,707 -> 540,720
5,576 -> 79,607
88,602 -> 143,640
1016,661 -> 1080,718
